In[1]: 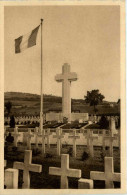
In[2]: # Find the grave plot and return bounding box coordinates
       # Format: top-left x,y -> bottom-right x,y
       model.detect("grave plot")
61,122 -> 88,129
43,122 -> 64,129
5,126 -> 120,162
4,150 -> 121,189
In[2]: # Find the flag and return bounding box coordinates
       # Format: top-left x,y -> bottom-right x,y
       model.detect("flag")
15,25 -> 40,53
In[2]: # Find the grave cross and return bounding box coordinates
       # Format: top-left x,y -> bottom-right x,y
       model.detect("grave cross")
53,128 -> 64,156
45,128 -> 52,149
68,130 -> 80,158
78,178 -> 93,189
49,154 -> 81,189
90,157 -> 120,188
26,129 -> 34,150
110,117 -> 116,132
5,168 -> 18,189
34,127 -> 39,148
40,129 -> 47,155
104,131 -> 117,157
55,63 -> 78,121
101,130 -> 106,150
12,127 -> 20,147
83,129 -> 98,157
13,150 -> 42,189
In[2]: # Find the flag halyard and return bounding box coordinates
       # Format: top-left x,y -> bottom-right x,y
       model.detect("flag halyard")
15,25 -> 40,54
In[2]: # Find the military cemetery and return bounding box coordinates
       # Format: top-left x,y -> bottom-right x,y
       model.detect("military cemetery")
4,5 -> 122,191
4,63 -> 121,189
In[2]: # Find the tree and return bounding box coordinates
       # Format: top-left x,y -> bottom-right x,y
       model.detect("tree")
117,98 -> 120,104
5,101 -> 12,116
10,115 -> 15,128
84,90 -> 105,114
99,115 -> 109,129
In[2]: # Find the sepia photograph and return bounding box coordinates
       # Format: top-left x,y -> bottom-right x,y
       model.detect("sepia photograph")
2,1 -> 126,193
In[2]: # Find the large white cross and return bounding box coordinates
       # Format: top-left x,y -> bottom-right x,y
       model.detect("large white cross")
49,154 -> 81,188
68,130 -> 80,158
55,63 -> 78,121
13,150 -> 42,189
90,157 -> 120,188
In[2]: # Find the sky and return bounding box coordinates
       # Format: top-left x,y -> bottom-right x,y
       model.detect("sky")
4,5 -> 120,102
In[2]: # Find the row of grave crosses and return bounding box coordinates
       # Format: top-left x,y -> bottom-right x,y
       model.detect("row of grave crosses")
5,127 -> 120,158
4,150 -> 121,189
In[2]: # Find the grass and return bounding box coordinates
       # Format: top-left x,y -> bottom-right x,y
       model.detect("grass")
5,92 -> 120,116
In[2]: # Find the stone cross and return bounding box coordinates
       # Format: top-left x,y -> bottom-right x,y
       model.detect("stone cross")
13,150 -> 42,189
41,129 -> 47,155
5,168 -> 18,189
110,117 -> 116,132
55,63 -> 78,121
34,127 -> 39,148
46,128 -> 52,149
78,178 -> 93,189
12,127 -> 20,147
53,128 -> 64,156
26,129 -> 34,150
83,129 -> 98,157
90,157 -> 120,188
104,131 -> 117,157
101,130 -> 106,150
68,130 -> 80,158
49,154 -> 81,188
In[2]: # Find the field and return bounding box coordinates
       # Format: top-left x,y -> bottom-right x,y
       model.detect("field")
5,92 -> 120,116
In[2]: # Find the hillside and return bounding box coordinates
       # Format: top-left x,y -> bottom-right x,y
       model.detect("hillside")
4,92 -> 120,116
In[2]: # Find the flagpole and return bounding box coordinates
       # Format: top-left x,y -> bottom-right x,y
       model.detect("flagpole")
40,18 -> 43,133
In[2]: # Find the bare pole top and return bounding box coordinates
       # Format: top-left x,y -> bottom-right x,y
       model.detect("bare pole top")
41,19 -> 44,24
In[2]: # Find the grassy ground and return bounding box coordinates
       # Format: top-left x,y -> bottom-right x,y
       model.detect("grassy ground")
5,92 -> 120,116
4,143 -> 120,189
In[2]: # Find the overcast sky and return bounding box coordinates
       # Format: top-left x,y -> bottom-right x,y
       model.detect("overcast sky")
4,5 -> 120,101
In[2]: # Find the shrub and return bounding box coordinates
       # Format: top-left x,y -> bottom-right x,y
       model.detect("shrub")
6,133 -> 14,143
4,145 -> 8,155
99,115 -> 109,129
4,121 -> 8,126
82,151 -> 89,161
10,115 -> 15,128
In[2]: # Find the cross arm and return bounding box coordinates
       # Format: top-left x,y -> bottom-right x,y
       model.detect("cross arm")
13,162 -> 25,170
49,167 -> 61,176
90,171 -> 105,180
67,169 -> 81,178
55,74 -> 63,82
29,164 -> 42,172
113,173 -> 121,182
68,72 -> 78,81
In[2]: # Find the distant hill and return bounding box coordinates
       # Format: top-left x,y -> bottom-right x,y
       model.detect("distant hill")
4,92 -> 120,116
